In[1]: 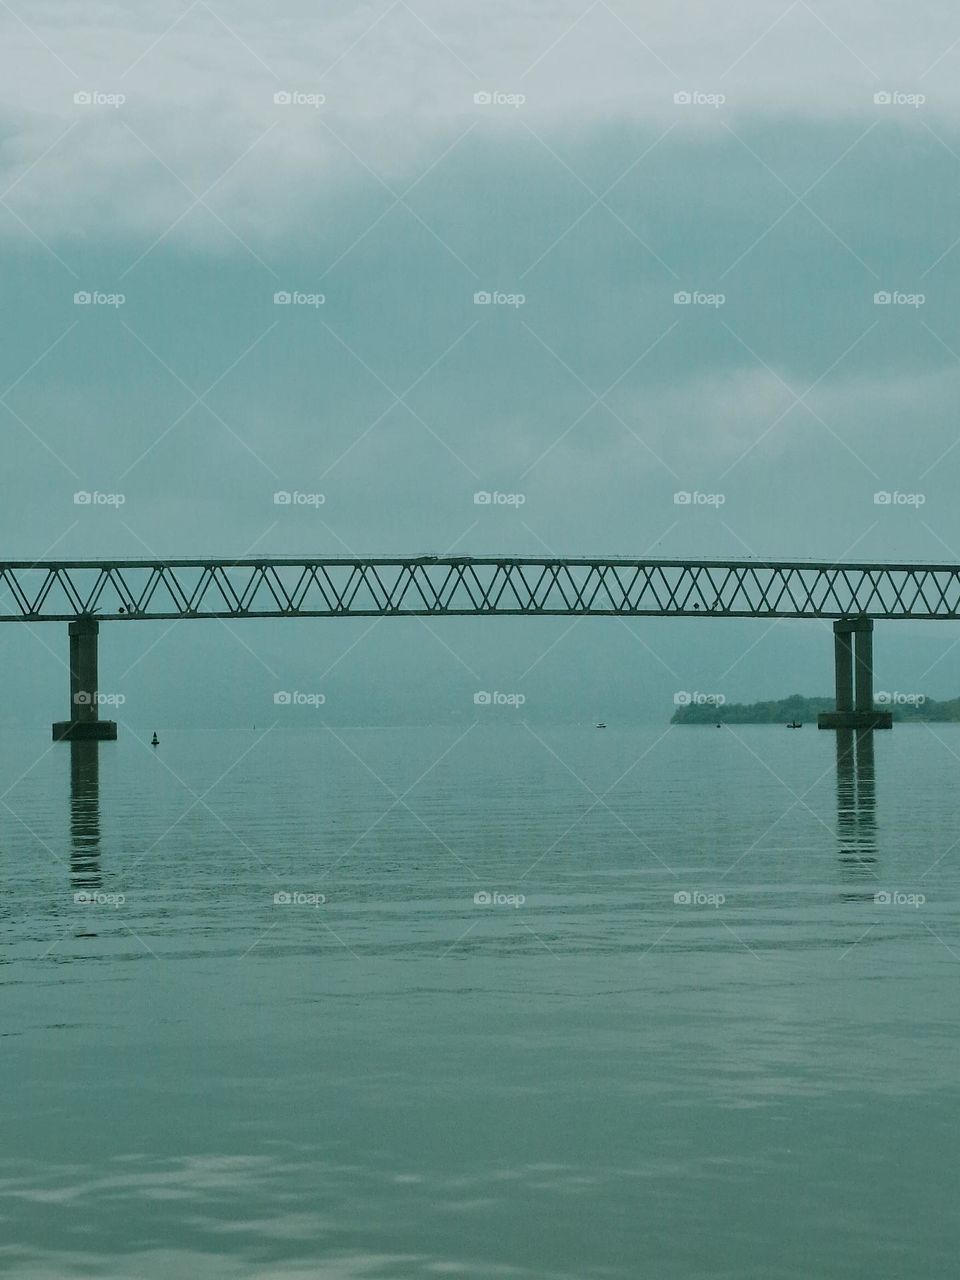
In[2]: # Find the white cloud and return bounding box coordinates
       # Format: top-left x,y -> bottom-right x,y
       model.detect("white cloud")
0,0 -> 957,243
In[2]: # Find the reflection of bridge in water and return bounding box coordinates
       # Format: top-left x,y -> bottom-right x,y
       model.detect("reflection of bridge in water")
69,741 -> 102,938
0,556 -> 954,738
69,741 -> 101,891
60,723 -> 883,910
59,707 -> 882,901
835,730 -> 878,896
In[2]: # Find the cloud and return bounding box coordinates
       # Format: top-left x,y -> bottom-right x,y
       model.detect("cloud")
1,0 -> 958,246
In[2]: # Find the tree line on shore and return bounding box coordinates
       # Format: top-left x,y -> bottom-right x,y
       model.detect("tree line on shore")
671,694 -> 960,723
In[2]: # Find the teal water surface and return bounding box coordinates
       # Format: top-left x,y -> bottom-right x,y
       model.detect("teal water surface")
2,724 -> 959,1278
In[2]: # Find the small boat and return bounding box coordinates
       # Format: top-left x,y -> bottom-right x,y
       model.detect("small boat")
151,732 -> 160,746
787,721 -> 802,729
596,722 -> 606,729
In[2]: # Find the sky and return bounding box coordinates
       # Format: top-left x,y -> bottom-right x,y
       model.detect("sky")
3,0 -> 960,726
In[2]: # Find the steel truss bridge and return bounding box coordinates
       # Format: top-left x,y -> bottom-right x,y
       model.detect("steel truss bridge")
4,556 -> 960,622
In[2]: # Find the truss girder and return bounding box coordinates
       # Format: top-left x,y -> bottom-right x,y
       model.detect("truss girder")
1,559 -> 958,621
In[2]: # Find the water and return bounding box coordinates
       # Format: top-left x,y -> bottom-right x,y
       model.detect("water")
2,724 -> 958,1278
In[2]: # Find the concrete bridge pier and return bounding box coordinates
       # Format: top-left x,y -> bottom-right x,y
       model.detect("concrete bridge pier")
52,618 -> 118,741
818,618 -> 892,730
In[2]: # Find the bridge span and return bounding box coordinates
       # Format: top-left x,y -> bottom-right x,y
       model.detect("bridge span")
3,556 -> 960,623
2,556 -> 955,740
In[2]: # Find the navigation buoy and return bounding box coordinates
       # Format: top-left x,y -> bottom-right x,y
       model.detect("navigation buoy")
151,732 -> 159,747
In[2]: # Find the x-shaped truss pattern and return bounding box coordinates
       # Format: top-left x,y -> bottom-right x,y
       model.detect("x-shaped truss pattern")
2,557 -> 960,621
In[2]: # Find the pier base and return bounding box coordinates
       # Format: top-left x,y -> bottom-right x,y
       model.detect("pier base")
817,710 -> 892,730
53,720 -> 118,741
52,617 -> 117,742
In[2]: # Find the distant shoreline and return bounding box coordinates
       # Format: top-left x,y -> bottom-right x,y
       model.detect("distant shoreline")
671,694 -> 957,724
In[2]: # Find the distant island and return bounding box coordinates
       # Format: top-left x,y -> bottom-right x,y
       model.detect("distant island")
672,694 -> 960,724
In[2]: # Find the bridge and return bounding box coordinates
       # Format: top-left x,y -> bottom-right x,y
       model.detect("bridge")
3,556 -> 956,739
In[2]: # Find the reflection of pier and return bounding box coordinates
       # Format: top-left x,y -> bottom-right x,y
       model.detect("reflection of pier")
836,730 -> 877,893
69,740 -> 101,891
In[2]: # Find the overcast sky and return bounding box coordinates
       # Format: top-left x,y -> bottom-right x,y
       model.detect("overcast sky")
3,1 -> 960,726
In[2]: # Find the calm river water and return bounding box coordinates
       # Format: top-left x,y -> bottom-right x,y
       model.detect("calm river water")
2,724 -> 958,1278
